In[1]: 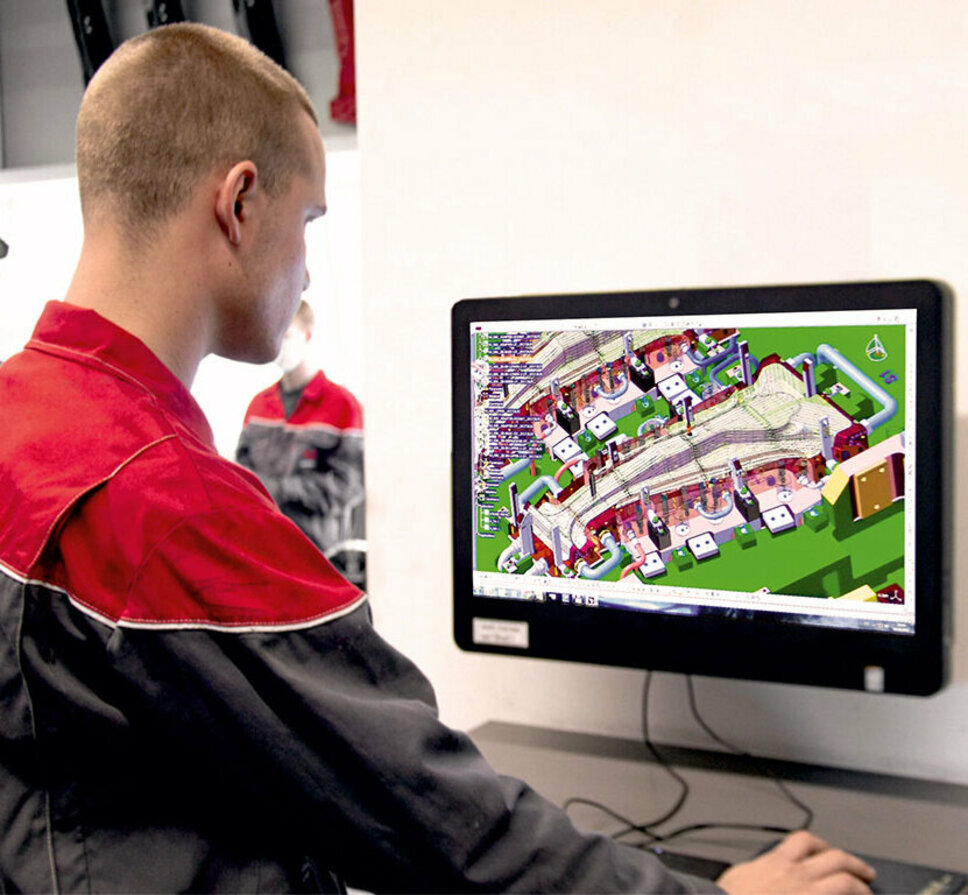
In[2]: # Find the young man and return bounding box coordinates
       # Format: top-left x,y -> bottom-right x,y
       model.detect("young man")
0,23 -> 875,895
237,300 -> 367,588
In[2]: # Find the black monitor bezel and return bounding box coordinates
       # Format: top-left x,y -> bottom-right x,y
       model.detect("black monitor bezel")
452,280 -> 951,696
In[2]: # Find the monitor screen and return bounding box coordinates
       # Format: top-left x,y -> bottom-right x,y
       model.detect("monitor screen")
452,281 -> 951,695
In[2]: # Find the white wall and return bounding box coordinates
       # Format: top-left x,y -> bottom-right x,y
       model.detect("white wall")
0,168 -> 80,360
0,148 -> 364,457
357,0 -> 968,783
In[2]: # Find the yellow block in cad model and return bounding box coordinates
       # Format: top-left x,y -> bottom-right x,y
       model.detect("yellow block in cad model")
822,465 -> 849,505
836,584 -> 878,602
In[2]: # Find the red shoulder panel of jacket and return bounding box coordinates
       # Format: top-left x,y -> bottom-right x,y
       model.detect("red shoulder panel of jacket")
0,303 -> 363,629
243,382 -> 283,424
0,335 -> 180,574
293,371 -> 363,430
52,437 -> 364,629
243,371 -> 363,432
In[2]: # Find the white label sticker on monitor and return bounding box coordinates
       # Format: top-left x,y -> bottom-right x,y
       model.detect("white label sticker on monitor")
473,618 -> 529,649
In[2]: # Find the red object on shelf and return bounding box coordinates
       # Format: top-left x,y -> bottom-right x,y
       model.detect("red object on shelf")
327,0 -> 356,124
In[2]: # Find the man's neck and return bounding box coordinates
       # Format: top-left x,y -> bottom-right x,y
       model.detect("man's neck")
64,191 -> 226,389
281,362 -> 316,393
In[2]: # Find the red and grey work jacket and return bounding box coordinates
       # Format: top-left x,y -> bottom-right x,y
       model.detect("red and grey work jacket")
0,302 -> 716,894
236,370 -> 365,586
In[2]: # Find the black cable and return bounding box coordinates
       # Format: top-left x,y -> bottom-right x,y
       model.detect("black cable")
623,676 -> 815,851
560,796 -> 641,840
636,670 -> 691,831
563,670 -> 690,837
563,671 -> 815,849
684,675 -> 814,831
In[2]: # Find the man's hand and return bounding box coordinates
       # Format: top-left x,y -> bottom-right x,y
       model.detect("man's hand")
716,831 -> 876,895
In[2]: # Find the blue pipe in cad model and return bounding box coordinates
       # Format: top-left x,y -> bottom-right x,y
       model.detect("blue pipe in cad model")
685,334 -> 739,368
578,531 -> 623,579
526,558 -> 550,576
708,346 -> 740,387
694,489 -> 734,521
498,457 -> 533,481
520,475 -> 564,505
790,345 -> 897,434
710,350 -> 761,389
593,371 -> 629,400
817,343 -> 897,434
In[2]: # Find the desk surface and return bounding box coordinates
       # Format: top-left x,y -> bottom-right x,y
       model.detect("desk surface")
470,721 -> 968,875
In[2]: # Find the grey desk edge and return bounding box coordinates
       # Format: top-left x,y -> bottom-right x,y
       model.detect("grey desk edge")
470,720 -> 968,807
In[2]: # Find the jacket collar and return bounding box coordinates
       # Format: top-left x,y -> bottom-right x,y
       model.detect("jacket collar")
27,301 -> 215,448
300,369 -> 329,401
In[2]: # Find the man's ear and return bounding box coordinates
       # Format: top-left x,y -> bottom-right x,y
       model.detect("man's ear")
215,161 -> 259,247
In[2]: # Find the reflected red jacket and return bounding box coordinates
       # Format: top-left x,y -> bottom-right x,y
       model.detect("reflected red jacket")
236,371 -> 365,584
0,302 -> 715,894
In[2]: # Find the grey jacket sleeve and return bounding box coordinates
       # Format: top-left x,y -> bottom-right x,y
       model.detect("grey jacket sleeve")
117,603 -> 723,894
236,422 -> 366,554
275,432 -> 364,521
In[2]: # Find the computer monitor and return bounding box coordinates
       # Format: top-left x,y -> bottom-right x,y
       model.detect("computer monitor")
452,281 -> 951,695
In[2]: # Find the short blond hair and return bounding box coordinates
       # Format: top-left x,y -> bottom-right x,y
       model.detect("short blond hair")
76,23 -> 318,232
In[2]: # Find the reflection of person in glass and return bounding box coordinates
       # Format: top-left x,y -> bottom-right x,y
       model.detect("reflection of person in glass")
237,299 -> 366,588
